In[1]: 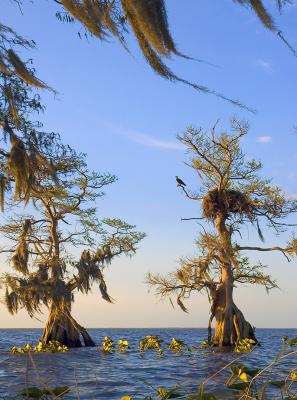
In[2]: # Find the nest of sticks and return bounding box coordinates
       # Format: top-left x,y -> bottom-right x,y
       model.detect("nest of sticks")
202,189 -> 252,220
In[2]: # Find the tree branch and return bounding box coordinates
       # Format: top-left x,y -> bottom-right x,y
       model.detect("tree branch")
179,184 -> 203,200
181,217 -> 204,221
237,245 -> 296,261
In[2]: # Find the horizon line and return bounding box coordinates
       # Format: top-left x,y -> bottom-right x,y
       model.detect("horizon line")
0,327 -> 296,330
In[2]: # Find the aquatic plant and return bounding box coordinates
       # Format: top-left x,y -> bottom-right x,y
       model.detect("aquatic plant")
225,358 -> 297,399
191,339 -> 209,350
198,336 -> 297,399
139,335 -> 164,356
92,335 -> 232,356
234,338 -> 256,353
100,336 -> 115,352
19,385 -> 70,399
118,339 -> 130,352
168,338 -> 186,353
9,335 -> 297,399
120,336 -> 297,399
11,340 -> 68,354
190,340 -> 213,359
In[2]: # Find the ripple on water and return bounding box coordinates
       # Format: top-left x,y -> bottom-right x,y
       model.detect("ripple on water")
0,328 -> 296,399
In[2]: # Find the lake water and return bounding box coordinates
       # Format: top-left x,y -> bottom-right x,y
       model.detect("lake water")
0,328 -> 296,399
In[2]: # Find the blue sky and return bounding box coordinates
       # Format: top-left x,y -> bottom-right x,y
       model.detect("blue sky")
1,0 -> 297,328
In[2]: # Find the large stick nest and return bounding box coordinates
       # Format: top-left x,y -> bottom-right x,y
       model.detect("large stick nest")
202,189 -> 252,220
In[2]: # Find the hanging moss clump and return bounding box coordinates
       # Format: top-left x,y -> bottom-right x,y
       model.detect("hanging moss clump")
10,220 -> 32,274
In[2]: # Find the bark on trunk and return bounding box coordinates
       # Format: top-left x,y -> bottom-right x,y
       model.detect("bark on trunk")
210,280 -> 257,346
209,211 -> 257,347
41,303 -> 95,348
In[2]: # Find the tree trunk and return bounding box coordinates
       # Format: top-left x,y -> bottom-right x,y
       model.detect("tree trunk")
41,303 -> 95,348
210,276 -> 257,346
209,212 -> 257,347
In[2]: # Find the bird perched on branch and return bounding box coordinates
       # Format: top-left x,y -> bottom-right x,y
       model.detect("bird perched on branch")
176,176 -> 186,187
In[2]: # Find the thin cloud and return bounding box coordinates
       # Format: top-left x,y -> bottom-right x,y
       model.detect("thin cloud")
254,59 -> 273,72
106,122 -> 184,150
257,135 -> 272,143
127,132 -> 184,150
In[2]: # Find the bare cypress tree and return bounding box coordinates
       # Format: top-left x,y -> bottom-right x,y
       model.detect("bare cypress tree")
0,137 -> 145,347
147,118 -> 297,347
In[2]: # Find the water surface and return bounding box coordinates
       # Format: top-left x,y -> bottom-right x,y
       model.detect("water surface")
0,328 -> 296,399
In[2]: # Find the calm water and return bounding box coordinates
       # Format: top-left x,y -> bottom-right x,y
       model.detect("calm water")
0,328 -> 296,399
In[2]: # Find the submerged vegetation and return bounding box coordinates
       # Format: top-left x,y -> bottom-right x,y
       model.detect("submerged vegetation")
139,335 -> 164,355
233,338 -> 256,353
18,386 -> 70,399
11,340 -> 68,354
168,337 -> 186,353
10,333 -> 254,357
100,336 -> 115,352
8,335 -> 297,399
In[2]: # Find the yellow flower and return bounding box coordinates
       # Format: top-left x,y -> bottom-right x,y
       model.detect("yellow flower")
290,372 -> 297,382
238,370 -> 248,383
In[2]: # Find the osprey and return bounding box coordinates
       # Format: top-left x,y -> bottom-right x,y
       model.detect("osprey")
176,176 -> 186,187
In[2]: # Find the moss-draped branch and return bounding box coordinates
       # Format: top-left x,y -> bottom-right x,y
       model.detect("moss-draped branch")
5,0 -> 296,111
0,135 -> 145,319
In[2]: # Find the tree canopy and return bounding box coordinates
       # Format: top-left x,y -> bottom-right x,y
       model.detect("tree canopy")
0,134 -> 145,346
147,118 -> 297,346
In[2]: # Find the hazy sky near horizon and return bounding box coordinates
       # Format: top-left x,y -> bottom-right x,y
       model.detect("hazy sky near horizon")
1,0 -> 297,329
